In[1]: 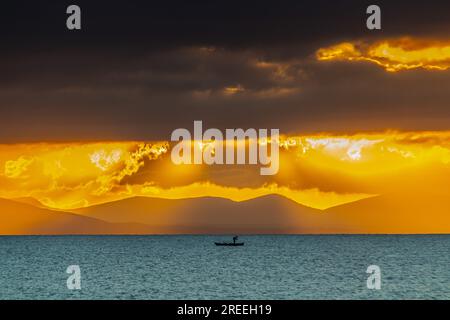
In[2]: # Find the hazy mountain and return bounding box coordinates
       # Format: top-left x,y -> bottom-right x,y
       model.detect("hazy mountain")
75,195 -> 327,234
323,192 -> 450,234
3,191 -> 449,235
0,198 -> 152,235
12,197 -> 49,209
75,192 -> 450,234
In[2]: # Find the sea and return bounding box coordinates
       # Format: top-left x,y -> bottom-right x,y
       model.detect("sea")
0,235 -> 449,299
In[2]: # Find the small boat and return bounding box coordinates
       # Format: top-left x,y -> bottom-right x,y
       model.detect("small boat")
215,242 -> 244,246
215,235 -> 244,246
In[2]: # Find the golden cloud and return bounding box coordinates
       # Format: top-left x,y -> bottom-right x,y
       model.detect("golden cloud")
0,131 -> 449,210
223,85 -> 245,95
4,156 -> 34,179
316,38 -> 450,72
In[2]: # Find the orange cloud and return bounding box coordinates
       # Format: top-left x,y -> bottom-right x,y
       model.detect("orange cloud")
4,156 -> 34,178
316,38 -> 450,72
0,131 -> 449,210
223,85 -> 245,95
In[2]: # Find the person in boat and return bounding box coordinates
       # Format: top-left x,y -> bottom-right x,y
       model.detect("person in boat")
233,236 -> 238,244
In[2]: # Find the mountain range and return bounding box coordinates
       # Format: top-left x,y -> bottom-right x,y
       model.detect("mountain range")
1,192 -> 449,235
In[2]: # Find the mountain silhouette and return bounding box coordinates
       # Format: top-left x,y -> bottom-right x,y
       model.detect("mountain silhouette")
75,195 -> 324,234
75,192 -> 450,234
2,191 -> 449,235
0,198 -> 152,235
323,192 -> 450,233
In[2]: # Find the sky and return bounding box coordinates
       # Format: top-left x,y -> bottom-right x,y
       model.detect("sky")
0,1 -> 450,219
1,0 -> 450,141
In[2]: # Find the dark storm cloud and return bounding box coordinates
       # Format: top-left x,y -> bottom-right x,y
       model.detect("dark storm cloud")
1,0 -> 450,142
3,0 -> 450,50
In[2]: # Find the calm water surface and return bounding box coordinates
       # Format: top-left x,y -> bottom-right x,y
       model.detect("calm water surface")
1,235 -> 449,299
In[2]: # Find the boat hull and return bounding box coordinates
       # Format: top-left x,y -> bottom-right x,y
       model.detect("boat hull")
214,242 -> 244,246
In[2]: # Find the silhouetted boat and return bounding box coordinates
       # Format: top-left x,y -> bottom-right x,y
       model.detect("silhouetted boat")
214,242 -> 244,246
215,235 -> 244,246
